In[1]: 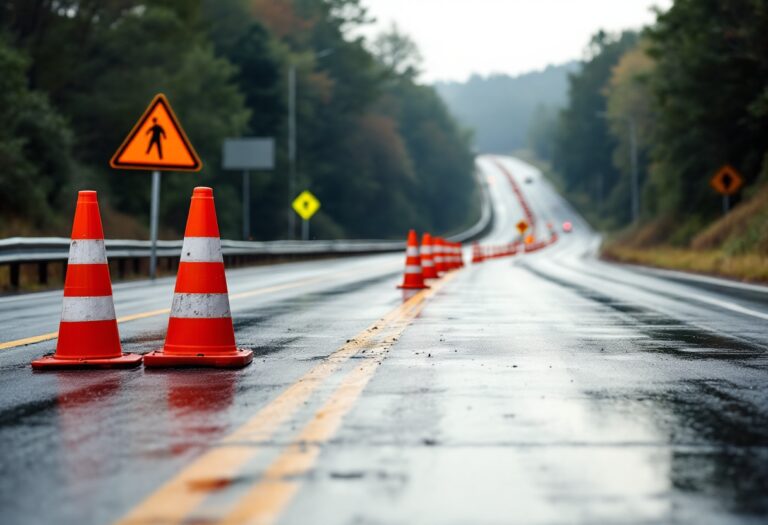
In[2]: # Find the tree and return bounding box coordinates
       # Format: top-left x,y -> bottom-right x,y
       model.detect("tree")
553,30 -> 639,228
0,38 -> 73,233
604,40 -> 655,220
646,0 -> 768,230
371,24 -> 423,78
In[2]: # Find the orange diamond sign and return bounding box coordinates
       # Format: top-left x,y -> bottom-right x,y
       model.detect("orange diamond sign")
516,220 -> 529,235
110,94 -> 202,172
710,165 -> 743,196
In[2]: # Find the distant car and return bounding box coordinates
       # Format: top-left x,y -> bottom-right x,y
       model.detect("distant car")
562,221 -> 573,233
524,176 -> 534,184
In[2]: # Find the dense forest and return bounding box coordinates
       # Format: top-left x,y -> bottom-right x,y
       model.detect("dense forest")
538,0 -> 768,252
436,63 -> 576,153
0,0 -> 477,241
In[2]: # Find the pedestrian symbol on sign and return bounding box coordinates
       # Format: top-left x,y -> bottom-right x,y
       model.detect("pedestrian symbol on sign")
146,118 -> 167,159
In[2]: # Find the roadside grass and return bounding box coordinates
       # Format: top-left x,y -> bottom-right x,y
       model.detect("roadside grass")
603,245 -> 768,283
602,185 -> 768,284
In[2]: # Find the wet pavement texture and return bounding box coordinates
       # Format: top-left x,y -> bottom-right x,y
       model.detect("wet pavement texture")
0,156 -> 766,525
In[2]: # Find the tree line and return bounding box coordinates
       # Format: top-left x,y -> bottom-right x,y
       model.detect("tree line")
0,0 -> 477,240
532,0 -> 768,244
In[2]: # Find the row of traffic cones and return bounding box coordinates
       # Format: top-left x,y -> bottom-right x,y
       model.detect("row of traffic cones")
397,231 -> 464,289
471,230 -> 559,264
471,241 -> 520,263
31,187 -> 252,370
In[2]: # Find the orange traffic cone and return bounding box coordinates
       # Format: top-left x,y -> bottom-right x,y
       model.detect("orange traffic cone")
433,237 -> 446,275
446,242 -> 456,270
32,191 -> 142,369
144,187 -> 253,368
450,242 -> 461,270
421,233 -> 438,279
398,230 -> 428,289
457,243 -> 465,268
472,242 -> 483,264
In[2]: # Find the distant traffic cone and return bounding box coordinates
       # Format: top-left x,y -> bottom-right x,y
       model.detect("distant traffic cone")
433,237 -> 446,276
472,242 -> 483,264
448,243 -> 459,270
457,243 -> 465,268
32,191 -> 142,370
445,239 -> 456,271
398,230 -> 428,289
144,187 -> 253,368
421,233 -> 438,279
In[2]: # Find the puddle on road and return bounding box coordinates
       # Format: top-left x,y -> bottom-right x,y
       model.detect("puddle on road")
585,377 -> 768,516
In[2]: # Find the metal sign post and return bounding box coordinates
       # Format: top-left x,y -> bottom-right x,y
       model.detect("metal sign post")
710,165 -> 744,217
223,138 -> 275,240
292,191 -> 320,242
149,171 -> 161,279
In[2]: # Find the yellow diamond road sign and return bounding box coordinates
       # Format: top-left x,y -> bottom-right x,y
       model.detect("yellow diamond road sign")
292,190 -> 320,221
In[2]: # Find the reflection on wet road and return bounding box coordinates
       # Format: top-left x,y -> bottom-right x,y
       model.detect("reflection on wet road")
0,156 -> 767,524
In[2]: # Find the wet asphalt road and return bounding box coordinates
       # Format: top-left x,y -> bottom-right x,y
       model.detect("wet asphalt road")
1,156 -> 767,525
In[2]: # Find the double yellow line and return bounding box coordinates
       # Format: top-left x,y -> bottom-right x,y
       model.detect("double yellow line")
116,273 -> 455,525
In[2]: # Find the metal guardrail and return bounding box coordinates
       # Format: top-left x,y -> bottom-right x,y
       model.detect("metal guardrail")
0,238 -> 405,265
0,169 -> 492,289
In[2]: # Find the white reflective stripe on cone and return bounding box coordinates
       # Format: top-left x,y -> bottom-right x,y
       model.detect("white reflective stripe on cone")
434,255 -> 443,263
406,247 -> 420,256
421,246 -> 432,255
61,296 -> 116,322
68,239 -> 107,265
405,265 -> 422,274
171,293 -> 231,318
422,259 -> 434,267
180,237 -> 224,263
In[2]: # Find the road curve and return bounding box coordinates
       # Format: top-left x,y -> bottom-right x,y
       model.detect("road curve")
0,156 -> 767,525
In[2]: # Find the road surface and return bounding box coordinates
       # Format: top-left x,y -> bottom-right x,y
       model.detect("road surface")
1,156 -> 767,525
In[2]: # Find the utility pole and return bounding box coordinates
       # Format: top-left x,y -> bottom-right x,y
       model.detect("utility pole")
628,117 -> 640,223
287,65 -> 297,240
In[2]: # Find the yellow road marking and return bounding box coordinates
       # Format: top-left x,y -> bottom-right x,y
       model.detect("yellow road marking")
0,332 -> 60,351
114,273 -> 454,525
219,290 -> 436,525
0,263 -> 398,351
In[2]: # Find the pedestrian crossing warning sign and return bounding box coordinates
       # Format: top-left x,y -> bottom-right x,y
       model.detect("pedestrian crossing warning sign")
110,94 -> 202,172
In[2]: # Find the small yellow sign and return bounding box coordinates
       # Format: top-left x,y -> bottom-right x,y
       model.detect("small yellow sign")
292,190 -> 321,221
516,220 -> 528,235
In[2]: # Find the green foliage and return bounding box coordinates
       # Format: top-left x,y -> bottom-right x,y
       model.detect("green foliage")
0,0 -> 477,241
0,38 -> 73,231
646,0 -> 768,221
553,31 -> 639,228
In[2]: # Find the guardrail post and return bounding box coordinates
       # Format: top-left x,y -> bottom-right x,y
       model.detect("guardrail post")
38,262 -> 48,286
10,262 -> 20,290
133,258 -> 141,275
118,259 -> 126,279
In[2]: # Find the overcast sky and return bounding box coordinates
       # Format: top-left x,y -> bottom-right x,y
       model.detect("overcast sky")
358,0 -> 672,82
